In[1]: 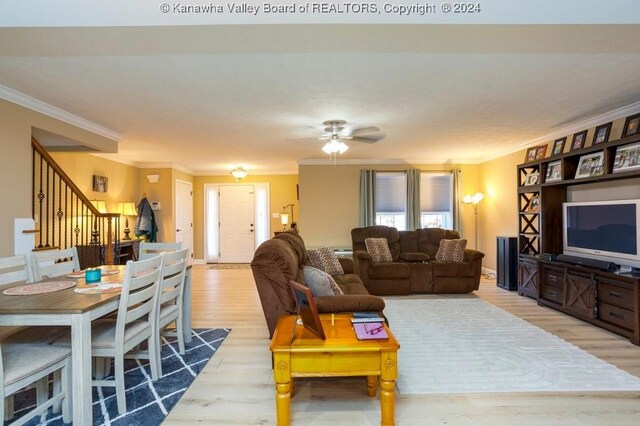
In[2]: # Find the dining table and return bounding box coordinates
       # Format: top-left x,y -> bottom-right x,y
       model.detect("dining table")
0,263 -> 193,425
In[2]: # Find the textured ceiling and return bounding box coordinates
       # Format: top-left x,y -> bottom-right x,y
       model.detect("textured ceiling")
1,25 -> 640,174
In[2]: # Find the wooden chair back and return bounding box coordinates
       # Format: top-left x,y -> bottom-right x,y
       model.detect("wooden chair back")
31,247 -> 81,281
139,242 -> 181,260
115,255 -> 163,344
0,254 -> 33,287
157,248 -> 189,307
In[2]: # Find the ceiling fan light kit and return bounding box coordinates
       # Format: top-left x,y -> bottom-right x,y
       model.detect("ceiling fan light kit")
316,119 -> 383,158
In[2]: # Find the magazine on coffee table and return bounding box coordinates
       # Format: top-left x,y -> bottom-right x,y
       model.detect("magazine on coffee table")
352,322 -> 389,340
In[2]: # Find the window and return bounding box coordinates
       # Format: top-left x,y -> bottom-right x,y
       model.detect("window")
375,172 -> 407,230
420,173 -> 453,229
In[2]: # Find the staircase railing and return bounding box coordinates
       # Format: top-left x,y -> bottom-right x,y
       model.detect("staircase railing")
31,137 -> 121,268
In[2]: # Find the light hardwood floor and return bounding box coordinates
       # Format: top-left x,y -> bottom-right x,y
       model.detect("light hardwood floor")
165,266 -> 640,425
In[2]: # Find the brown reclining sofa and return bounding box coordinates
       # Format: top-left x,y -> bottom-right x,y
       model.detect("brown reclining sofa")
352,226 -> 485,295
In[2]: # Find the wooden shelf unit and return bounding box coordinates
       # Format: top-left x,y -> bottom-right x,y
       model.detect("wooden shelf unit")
516,131 -> 640,345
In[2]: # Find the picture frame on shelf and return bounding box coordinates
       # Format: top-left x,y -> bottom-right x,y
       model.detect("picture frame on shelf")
524,172 -> 539,186
612,142 -> 640,173
570,130 -> 588,151
525,147 -> 537,162
593,122 -> 612,145
575,151 -> 605,179
535,145 -> 547,160
551,137 -> 566,156
623,113 -> 640,138
545,160 -> 562,182
525,194 -> 540,213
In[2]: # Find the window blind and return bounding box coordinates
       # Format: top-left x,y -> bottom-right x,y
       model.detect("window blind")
375,172 -> 407,213
420,174 -> 452,212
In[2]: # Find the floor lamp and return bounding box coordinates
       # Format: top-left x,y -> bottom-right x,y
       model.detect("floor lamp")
462,192 -> 484,249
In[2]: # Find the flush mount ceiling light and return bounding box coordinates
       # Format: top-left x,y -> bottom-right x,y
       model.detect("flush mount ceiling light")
231,167 -> 248,181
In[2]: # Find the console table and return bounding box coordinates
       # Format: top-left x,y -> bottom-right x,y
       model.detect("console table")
538,259 -> 640,345
76,239 -> 140,269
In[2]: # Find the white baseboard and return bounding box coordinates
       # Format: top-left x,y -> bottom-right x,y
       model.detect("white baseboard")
193,258 -> 206,265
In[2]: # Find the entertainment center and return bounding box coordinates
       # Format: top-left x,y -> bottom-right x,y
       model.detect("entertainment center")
517,130 -> 640,345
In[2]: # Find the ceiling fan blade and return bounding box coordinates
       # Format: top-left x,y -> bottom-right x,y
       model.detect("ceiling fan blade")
350,126 -> 380,136
351,135 -> 383,144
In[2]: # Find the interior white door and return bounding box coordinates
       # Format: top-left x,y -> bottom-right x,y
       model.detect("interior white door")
219,185 -> 255,263
175,180 -> 193,263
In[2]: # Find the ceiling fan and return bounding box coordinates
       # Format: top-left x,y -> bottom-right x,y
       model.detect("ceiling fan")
293,120 -> 384,155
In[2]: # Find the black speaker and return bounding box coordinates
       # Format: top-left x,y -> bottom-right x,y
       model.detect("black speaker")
497,237 -> 518,291
556,254 -> 617,272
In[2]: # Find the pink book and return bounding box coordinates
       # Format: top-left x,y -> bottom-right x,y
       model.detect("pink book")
352,322 -> 389,340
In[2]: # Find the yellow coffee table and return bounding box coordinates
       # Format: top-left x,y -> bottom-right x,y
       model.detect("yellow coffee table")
270,314 -> 400,426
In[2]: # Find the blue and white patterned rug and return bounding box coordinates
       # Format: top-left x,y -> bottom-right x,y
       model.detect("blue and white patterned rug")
11,328 -> 230,426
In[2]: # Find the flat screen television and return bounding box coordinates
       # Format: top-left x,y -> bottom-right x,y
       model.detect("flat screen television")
563,199 -> 640,270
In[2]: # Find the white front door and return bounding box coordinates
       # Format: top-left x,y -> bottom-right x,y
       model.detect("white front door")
219,185 -> 255,263
175,180 -> 193,263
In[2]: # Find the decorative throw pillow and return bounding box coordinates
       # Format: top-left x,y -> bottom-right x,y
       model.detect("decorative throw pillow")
303,266 -> 344,297
307,247 -> 344,276
435,239 -> 467,262
365,238 -> 393,263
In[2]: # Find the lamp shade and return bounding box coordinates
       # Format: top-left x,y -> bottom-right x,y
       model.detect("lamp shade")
280,213 -> 289,226
117,202 -> 137,216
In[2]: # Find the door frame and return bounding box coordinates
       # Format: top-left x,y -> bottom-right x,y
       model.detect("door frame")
174,179 -> 194,261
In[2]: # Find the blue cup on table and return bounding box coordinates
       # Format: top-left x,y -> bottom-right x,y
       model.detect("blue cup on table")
85,268 -> 102,283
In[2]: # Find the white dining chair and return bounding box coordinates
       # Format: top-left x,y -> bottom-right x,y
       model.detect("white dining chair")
0,254 -> 34,290
53,254 -> 164,415
0,343 -> 72,425
30,247 -> 81,281
154,248 -> 190,376
139,242 -> 181,260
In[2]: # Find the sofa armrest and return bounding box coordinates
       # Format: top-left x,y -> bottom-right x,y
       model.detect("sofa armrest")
463,249 -> 485,263
316,294 -> 385,313
354,250 -> 372,261
338,257 -> 354,274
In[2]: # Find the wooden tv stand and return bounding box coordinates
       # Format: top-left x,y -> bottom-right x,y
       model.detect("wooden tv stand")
538,259 -> 640,345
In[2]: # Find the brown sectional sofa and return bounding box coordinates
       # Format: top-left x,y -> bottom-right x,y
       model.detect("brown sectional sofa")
251,232 -> 385,338
352,226 -> 485,295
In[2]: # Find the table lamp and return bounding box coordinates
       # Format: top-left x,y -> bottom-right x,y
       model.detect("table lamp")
117,202 -> 138,240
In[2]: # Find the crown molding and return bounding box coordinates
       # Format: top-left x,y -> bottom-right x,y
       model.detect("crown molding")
297,158 -> 481,166
0,84 -> 122,142
482,100 -> 640,163
137,163 -> 196,175
192,169 -> 298,176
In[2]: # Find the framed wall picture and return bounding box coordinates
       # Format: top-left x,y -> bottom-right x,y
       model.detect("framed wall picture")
545,160 -> 562,182
92,175 -> 108,193
575,151 -> 605,179
524,172 -> 539,186
535,145 -> 547,160
551,137 -> 566,156
525,147 -> 537,162
592,122 -> 612,145
612,142 -> 640,173
570,130 -> 588,151
623,113 -> 640,138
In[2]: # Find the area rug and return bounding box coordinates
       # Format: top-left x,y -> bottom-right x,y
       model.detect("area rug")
383,298 -> 640,394
13,328 -> 230,426
208,263 -> 251,269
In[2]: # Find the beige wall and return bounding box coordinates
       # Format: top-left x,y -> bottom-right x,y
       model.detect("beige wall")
479,150 -> 522,270
299,164 -> 481,249
192,174 -> 298,260
0,99 -> 117,256
138,169 -> 176,243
